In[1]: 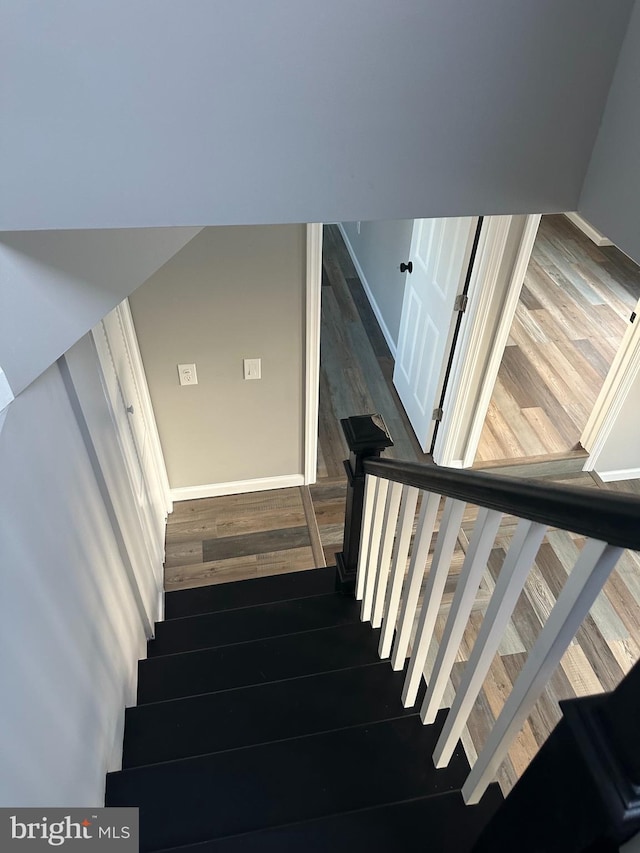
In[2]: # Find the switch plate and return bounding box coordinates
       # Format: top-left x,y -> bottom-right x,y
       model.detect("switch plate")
178,363 -> 198,386
243,358 -> 261,380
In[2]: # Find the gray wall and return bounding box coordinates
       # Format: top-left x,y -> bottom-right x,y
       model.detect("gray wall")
340,221 -> 413,349
0,227 -> 201,395
129,225 -> 306,490
0,1 -> 632,230
579,0 -> 640,265
0,352 -> 149,806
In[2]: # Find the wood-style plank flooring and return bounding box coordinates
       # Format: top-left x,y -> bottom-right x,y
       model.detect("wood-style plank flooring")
475,214 -> 640,464
163,222 -> 640,798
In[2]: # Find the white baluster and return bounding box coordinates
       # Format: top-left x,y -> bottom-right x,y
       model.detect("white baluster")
361,477 -> 389,622
391,491 -> 441,671
462,538 -> 623,805
433,519 -> 547,768
355,474 -> 378,602
379,485 -> 420,659
371,481 -> 404,629
421,507 -> 503,723
402,498 -> 467,707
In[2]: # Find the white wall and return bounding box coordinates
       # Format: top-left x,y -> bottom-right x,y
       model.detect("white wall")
340,220 -> 414,351
0,348 -> 151,806
579,0 -> 640,266
0,228 -> 201,395
128,225 -> 306,495
0,1 -> 632,230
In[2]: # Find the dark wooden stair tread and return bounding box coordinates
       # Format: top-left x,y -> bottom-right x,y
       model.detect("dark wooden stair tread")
106,712 -> 470,852
137,622 -> 381,704
124,661 -> 422,768
154,788 -> 504,853
164,567 -> 337,619
148,593 -> 359,657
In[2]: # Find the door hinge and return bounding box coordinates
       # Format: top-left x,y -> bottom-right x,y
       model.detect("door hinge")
432,407 -> 444,422
454,294 -> 468,313
631,311 -> 636,324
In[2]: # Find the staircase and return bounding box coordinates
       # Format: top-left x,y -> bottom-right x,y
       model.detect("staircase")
105,566 -> 502,851
106,413 -> 640,850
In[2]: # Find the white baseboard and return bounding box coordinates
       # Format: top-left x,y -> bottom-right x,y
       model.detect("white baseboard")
171,473 -> 305,502
565,213 -> 613,247
595,467 -> 640,483
337,224 -> 398,358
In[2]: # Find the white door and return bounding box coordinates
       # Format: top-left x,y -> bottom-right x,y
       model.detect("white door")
393,217 -> 478,451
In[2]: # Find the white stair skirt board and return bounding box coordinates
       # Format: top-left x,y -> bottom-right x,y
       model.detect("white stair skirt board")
170,474 -> 305,501
379,485 -> 420,659
462,539 -> 623,805
372,481 -> 404,630
361,478 -> 390,623
421,507 -> 503,724
402,498 -> 467,707
356,474 -> 379,601
391,491 -> 441,671
337,224 -> 398,358
433,518 -> 548,768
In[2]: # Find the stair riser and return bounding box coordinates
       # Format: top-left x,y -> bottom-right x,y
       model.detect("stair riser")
124,663 -> 423,768
137,623 -> 382,704
165,567 -> 337,619
157,788 -> 504,853
148,594 -> 360,657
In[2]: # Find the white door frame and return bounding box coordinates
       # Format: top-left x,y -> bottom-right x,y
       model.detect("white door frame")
433,214 -> 541,467
304,223 -> 323,485
581,300 -> 640,478
94,301 -> 173,518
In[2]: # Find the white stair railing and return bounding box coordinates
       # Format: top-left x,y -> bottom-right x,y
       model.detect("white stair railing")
353,463 -> 632,805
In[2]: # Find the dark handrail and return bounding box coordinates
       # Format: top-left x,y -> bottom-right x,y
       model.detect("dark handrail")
364,457 -> 640,552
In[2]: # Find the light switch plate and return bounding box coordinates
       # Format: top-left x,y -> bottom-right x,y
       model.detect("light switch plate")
243,358 -> 261,380
178,363 -> 198,386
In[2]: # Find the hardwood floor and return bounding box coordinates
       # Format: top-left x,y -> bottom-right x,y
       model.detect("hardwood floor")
163,221 -> 640,799
164,488 -> 318,591
475,214 -> 640,464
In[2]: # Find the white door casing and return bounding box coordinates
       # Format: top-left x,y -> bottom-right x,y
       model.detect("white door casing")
433,214 -> 541,467
581,297 -> 640,479
393,217 -> 478,451
92,302 -> 170,601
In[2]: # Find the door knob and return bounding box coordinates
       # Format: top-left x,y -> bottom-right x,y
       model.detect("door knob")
126,405 -> 134,415
400,261 -> 413,274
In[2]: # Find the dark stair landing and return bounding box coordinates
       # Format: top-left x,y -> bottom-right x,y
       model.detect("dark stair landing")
106,567 -> 502,851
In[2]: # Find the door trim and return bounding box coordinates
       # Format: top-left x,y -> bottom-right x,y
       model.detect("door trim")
113,299 -> 173,515
304,223 -> 323,485
433,214 -> 541,467
581,303 -> 640,474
